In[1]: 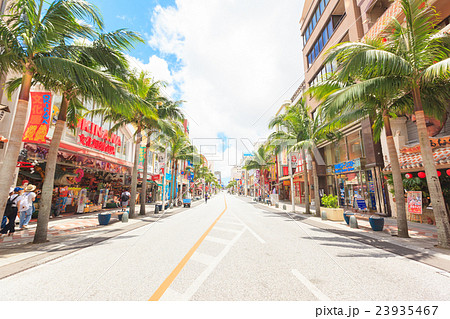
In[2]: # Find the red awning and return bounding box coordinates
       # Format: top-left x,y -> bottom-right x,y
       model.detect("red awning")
42,137 -> 133,168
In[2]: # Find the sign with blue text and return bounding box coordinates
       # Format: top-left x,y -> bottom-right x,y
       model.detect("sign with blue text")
334,159 -> 361,174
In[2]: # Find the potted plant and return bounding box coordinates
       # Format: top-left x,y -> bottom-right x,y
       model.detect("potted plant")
369,215 -> 384,231
321,194 -> 344,221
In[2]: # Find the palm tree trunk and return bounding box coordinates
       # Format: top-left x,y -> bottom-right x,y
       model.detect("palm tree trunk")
33,95 -> 69,244
129,128 -> 141,218
302,149 -> 310,214
312,155 -> 321,217
139,141 -> 149,215
169,159 -> 176,206
383,114 -> 409,238
0,71 -> 33,219
260,169 -> 265,200
413,88 -> 450,248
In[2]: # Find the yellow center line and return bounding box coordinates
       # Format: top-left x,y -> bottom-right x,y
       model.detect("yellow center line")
148,196 -> 228,301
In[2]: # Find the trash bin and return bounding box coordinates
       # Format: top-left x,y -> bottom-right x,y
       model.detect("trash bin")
155,205 -> 160,214
98,213 -> 111,225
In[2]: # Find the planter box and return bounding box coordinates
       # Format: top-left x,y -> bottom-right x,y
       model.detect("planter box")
369,216 -> 384,231
322,207 -> 345,221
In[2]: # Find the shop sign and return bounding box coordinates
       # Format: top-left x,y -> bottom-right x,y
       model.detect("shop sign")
400,136 -> 450,154
78,118 -> 121,155
78,119 -> 121,145
334,159 -> 361,174
79,134 -> 116,155
407,191 -> 422,215
138,146 -> 146,166
22,92 -> 52,143
151,174 -> 160,181
283,180 -> 290,186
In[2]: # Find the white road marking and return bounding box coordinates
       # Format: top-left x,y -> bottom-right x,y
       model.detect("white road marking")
205,236 -> 232,245
213,226 -> 243,234
232,213 -> 266,244
191,251 -> 216,266
181,229 -> 246,301
218,220 -> 244,226
160,287 -> 183,301
291,269 -> 330,301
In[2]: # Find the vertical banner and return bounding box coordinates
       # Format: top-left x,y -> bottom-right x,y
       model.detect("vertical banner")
138,146 -> 146,167
22,92 -> 52,143
407,191 -> 422,215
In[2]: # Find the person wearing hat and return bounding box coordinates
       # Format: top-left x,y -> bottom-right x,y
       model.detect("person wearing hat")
18,184 -> 36,230
1,187 -> 22,236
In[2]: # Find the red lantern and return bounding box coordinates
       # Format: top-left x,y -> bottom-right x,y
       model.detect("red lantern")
384,175 -> 388,180
382,37 -> 387,43
437,171 -> 442,177
447,169 -> 450,176
418,172 -> 426,178
405,173 -> 412,179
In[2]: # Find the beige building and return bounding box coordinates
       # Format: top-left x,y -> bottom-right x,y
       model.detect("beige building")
299,0 -> 450,218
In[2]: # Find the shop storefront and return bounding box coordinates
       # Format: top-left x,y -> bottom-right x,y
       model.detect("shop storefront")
320,124 -> 389,214
19,141 -> 132,214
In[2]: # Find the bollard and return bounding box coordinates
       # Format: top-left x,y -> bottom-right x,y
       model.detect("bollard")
283,204 -> 286,210
122,211 -> 129,223
349,215 -> 358,229
275,203 -> 279,208
321,210 -> 327,220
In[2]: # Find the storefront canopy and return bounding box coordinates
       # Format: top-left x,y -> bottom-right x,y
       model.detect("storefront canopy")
383,145 -> 450,172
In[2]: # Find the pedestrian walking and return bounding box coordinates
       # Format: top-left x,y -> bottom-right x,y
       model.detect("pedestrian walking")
120,189 -> 131,212
18,184 -> 36,230
1,187 -> 22,236
205,193 -> 208,204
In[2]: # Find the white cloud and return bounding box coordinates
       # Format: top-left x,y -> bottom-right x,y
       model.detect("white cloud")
147,0 -> 304,177
126,55 -> 177,97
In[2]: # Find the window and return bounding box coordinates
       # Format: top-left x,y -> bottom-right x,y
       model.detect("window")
307,19 -> 336,67
303,0 -> 330,44
347,131 -> 363,160
335,139 -> 347,163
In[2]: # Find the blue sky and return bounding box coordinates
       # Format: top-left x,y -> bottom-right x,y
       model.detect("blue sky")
86,0 -> 304,179
89,0 -> 179,72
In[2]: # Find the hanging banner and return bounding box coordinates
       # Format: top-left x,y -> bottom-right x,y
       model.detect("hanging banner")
407,191 -> 422,215
22,92 -> 52,143
138,146 -> 146,166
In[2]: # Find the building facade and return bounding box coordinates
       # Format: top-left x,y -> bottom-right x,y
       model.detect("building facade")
300,0 -> 450,218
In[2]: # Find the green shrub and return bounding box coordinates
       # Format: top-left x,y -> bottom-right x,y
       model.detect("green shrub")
321,194 -> 339,208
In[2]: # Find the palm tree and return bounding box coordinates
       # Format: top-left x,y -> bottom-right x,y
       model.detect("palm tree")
308,74 -> 413,237
154,126 -> 198,206
6,30 -> 143,243
93,71 -> 160,218
243,143 -> 274,201
326,0 -> 450,247
139,99 -> 184,215
0,0 -> 104,219
268,98 -> 324,215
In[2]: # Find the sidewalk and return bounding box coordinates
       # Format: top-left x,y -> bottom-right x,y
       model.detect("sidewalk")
0,199 -> 204,279
272,198 -> 439,240
0,201 -> 197,246
240,195 -> 449,261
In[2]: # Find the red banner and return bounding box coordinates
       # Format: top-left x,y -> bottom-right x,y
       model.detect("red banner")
22,92 -> 52,143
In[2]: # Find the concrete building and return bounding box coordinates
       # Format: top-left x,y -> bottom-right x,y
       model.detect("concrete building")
299,0 -> 450,218
299,0 -> 392,215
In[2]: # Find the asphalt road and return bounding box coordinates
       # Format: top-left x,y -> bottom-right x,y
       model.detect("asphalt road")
0,193 -> 449,301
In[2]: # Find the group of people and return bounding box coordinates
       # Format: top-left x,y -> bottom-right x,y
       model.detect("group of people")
1,181 -> 38,236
